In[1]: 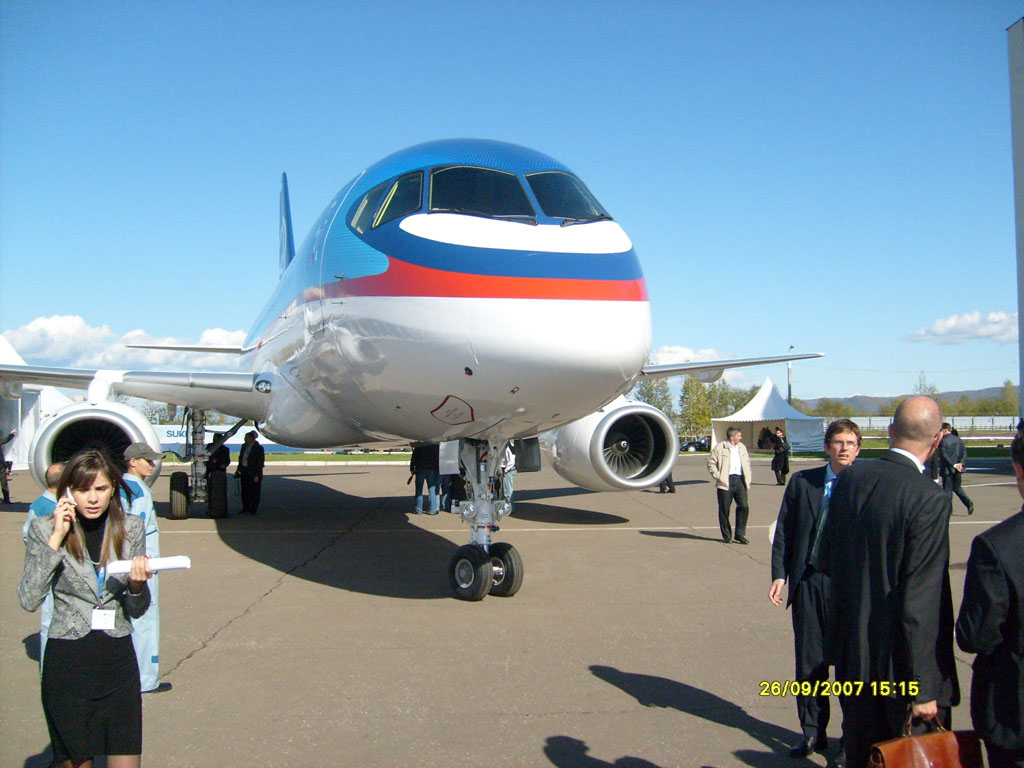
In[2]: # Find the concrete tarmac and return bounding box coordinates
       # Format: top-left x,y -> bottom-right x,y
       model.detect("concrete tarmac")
1,454 -> 1019,768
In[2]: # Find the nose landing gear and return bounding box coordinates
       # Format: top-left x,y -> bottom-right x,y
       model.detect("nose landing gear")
448,438 -> 523,601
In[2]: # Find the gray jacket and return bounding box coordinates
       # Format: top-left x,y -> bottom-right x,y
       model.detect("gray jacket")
19,514 -> 151,640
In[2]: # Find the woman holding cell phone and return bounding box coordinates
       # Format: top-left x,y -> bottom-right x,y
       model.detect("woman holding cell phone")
18,449 -> 154,768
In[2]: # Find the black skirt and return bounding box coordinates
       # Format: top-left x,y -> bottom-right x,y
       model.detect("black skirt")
41,632 -> 142,762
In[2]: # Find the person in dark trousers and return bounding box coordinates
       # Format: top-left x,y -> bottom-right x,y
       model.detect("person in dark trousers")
772,427 -> 791,486
955,428 -> 1024,768
707,427 -> 751,544
770,419 -> 861,764
235,431 -> 265,515
819,396 -> 958,768
938,423 -> 974,515
0,428 -> 16,503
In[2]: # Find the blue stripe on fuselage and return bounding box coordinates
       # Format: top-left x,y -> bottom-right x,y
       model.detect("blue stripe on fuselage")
356,223 -> 643,281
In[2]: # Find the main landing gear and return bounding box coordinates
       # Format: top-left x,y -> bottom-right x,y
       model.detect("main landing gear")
448,438 -> 523,601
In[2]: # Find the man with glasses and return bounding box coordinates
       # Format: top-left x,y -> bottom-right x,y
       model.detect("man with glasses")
124,442 -> 171,693
770,419 -> 861,766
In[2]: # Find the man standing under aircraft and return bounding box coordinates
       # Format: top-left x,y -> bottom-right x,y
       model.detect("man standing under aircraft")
124,442 -> 170,693
770,419 -> 861,764
819,396 -> 958,768
236,430 -> 266,515
707,427 -> 751,544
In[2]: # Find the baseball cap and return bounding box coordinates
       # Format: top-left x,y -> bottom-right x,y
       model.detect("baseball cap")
125,442 -> 163,461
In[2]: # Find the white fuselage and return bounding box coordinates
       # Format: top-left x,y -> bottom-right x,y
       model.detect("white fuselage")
250,295 -> 651,448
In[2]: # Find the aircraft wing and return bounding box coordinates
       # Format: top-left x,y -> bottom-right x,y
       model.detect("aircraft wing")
125,343 -> 245,354
0,363 -> 268,421
641,352 -> 824,380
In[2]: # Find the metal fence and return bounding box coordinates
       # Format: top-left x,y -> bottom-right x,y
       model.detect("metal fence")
836,416 -> 1020,432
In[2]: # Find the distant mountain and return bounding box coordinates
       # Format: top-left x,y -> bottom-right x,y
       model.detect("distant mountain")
801,387 -> 1007,415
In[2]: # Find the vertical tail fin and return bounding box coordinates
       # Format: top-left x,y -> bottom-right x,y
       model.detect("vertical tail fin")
279,173 -> 296,276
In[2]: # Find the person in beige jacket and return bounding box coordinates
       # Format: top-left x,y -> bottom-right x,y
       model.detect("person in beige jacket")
707,427 -> 752,544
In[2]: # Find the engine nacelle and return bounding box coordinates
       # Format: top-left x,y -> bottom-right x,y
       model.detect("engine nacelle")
541,396 -> 679,492
28,401 -> 163,488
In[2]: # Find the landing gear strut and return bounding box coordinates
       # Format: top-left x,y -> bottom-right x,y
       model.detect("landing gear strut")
448,438 -> 523,601
167,409 -> 249,519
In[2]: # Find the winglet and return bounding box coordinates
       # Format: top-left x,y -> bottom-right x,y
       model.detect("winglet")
279,172 -> 296,276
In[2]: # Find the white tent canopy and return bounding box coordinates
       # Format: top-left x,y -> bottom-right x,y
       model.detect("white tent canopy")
711,376 -> 824,453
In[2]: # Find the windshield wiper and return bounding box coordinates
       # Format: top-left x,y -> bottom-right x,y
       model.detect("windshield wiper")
560,213 -> 613,227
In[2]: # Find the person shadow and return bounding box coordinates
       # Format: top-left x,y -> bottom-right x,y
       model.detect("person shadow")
22,744 -> 55,768
589,665 -> 800,768
543,735 -> 662,767
22,632 -> 40,662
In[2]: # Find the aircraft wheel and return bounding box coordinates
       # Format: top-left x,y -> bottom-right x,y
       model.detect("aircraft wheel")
449,544 -> 493,601
207,471 -> 228,518
169,471 -> 190,520
488,542 -> 523,597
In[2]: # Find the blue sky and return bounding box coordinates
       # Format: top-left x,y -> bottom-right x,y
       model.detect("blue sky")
1,1 -> 1020,400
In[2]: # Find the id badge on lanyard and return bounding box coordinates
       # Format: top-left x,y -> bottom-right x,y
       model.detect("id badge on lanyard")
90,564 -> 115,631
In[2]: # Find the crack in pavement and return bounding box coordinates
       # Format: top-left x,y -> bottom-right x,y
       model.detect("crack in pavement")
161,500 -> 383,679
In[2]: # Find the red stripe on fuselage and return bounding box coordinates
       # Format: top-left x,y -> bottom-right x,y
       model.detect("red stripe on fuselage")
322,257 -> 648,301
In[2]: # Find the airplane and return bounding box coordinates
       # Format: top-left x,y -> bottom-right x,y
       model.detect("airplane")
0,138 -> 821,600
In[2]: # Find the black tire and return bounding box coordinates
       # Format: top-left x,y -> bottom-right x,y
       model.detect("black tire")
207,470 -> 228,518
488,542 -> 523,597
169,471 -> 190,520
448,544 -> 493,601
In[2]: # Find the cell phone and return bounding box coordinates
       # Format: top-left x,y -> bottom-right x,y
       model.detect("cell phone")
64,489 -> 77,528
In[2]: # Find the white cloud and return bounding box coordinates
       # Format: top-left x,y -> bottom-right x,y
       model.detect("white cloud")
907,311 -> 1018,345
3,316 -> 246,371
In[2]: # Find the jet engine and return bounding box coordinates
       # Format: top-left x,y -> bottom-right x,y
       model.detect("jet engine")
541,396 -> 679,492
27,401 -> 163,487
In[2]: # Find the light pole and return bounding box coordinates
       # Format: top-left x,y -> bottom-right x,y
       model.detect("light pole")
787,345 -> 794,405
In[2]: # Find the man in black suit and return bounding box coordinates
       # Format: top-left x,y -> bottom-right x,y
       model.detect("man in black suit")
235,430 -> 266,515
955,429 -> 1024,768
819,396 -> 958,768
770,419 -> 861,763
938,423 -> 974,515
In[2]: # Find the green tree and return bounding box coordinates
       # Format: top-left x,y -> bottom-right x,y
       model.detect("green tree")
677,375 -> 713,438
812,398 -> 853,418
631,375 -> 675,417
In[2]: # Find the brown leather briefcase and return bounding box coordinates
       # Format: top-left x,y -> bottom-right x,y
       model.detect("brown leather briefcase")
870,715 -> 983,768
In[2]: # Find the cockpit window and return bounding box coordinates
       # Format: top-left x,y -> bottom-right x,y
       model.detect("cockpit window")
373,172 -> 423,228
350,180 -> 390,234
526,171 -> 610,223
429,166 -> 535,219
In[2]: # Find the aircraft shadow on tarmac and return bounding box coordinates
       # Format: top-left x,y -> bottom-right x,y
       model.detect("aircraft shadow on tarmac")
589,665 -> 799,768
151,474 -> 630,600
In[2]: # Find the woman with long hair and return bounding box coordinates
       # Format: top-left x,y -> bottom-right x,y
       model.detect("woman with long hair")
19,449 -> 154,768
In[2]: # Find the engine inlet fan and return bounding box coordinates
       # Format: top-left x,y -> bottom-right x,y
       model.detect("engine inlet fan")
601,415 -> 654,479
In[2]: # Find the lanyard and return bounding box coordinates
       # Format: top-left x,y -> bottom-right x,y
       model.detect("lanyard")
93,563 -> 106,605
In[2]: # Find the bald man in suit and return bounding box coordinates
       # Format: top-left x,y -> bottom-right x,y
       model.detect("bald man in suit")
819,396 -> 958,768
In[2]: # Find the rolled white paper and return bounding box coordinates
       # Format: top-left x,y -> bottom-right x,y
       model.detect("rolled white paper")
106,555 -> 191,575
